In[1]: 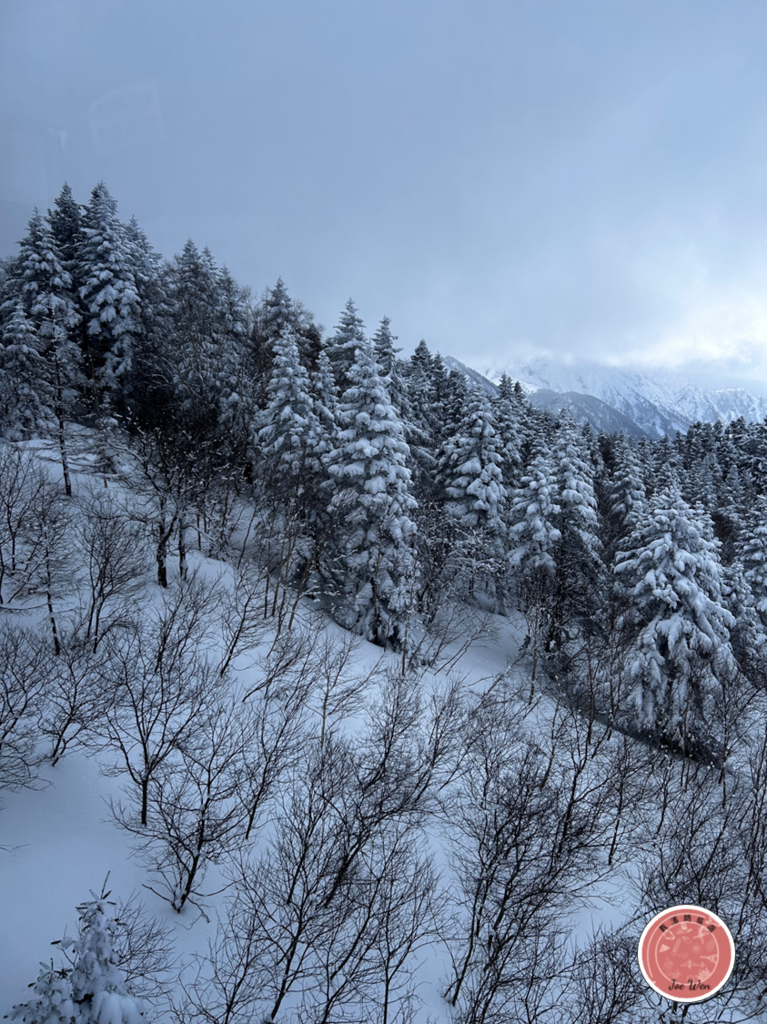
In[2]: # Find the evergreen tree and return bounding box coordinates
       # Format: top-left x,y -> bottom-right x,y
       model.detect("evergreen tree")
48,183 -> 83,272
212,265 -> 254,432
0,302 -> 47,436
508,449 -> 561,679
437,389 -> 506,548
509,450 -> 562,576
121,217 -> 167,424
722,559 -> 766,679
615,489 -> 735,755
258,324 -> 321,479
402,342 -> 441,498
325,340 -> 417,645
554,416 -> 602,577
327,298 -> 366,392
10,893 -> 146,1023
77,183 -> 140,406
168,240 -> 220,410
491,374 -> 522,490
604,433 -> 646,561
312,342 -> 340,464
442,370 -> 469,440
371,315 -> 399,376
0,210 -> 82,491
742,495 -> 767,627
371,316 -> 412,424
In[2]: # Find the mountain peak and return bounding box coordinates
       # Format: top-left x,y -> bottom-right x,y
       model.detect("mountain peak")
450,356 -> 767,438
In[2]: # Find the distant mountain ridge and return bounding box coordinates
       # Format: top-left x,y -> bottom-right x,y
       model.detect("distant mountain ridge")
444,356 -> 767,439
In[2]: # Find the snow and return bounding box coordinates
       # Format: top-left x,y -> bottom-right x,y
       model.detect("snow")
484,356 -> 767,437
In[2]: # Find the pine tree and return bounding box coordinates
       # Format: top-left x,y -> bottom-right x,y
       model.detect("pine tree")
615,489 -> 735,755
402,342 -> 440,499
9,892 -> 146,1024
508,449 -> 561,680
168,240 -> 220,410
325,340 -> 417,645
553,415 -> 603,608
371,315 -> 399,377
371,316 -> 411,423
509,450 -> 562,576
604,434 -> 646,560
77,183 -> 140,407
442,371 -> 469,441
120,219 -> 169,426
0,301 -> 51,437
212,265 -> 254,433
312,343 -> 340,464
123,218 -> 163,340
8,963 -> 77,1024
722,560 -> 766,679
742,495 -> 767,626
327,298 -> 366,392
437,389 -> 506,548
410,339 -> 432,377
0,210 -> 82,491
48,183 -> 83,271
258,324 -> 321,479
491,374 -> 523,490
66,897 -> 146,1023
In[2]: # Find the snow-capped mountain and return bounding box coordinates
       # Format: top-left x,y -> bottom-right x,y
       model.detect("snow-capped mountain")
480,358 -> 767,438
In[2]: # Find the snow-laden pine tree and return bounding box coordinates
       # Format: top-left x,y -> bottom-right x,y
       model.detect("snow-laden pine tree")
491,374 -> 522,491
401,341 -> 440,500
258,323 -> 321,480
508,450 -> 561,576
252,278 -> 322,385
167,240 -> 221,412
604,434 -> 646,561
48,182 -> 83,271
0,301 -> 50,438
442,370 -> 469,441
742,494 -> 767,627
508,449 -> 561,680
552,416 -> 604,629
10,894 -> 146,1024
614,488 -> 736,755
437,389 -> 506,549
0,210 -> 82,491
325,340 -> 417,646
722,559 -> 766,680
209,265 -> 255,445
77,183 -> 141,407
6,209 -> 81,344
327,298 -> 366,392
372,316 -> 412,425
311,343 -> 340,466
371,315 -> 399,377
120,219 -> 170,426
123,217 -> 164,341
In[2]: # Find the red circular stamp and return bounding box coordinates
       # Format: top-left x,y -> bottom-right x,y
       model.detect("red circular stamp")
638,905 -> 735,1002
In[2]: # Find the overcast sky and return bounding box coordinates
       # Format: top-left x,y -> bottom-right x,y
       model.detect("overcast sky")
3,0 -> 767,380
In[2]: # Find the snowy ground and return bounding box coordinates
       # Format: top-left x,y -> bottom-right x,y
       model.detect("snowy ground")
0,443 -> 530,1019
0,439 -> 699,1021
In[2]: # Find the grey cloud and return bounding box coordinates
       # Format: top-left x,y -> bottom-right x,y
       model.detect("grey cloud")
3,0 -> 767,378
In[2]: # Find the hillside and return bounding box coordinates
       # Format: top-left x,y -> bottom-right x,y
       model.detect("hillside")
4,183 -> 767,1021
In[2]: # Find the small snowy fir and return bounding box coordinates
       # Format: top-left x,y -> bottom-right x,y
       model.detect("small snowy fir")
9,893 -> 146,1024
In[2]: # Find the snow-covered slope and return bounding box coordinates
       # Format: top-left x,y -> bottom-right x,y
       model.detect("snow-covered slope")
482,358 -> 767,438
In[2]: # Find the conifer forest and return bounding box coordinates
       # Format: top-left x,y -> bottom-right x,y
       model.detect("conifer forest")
4,182 -> 767,1023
